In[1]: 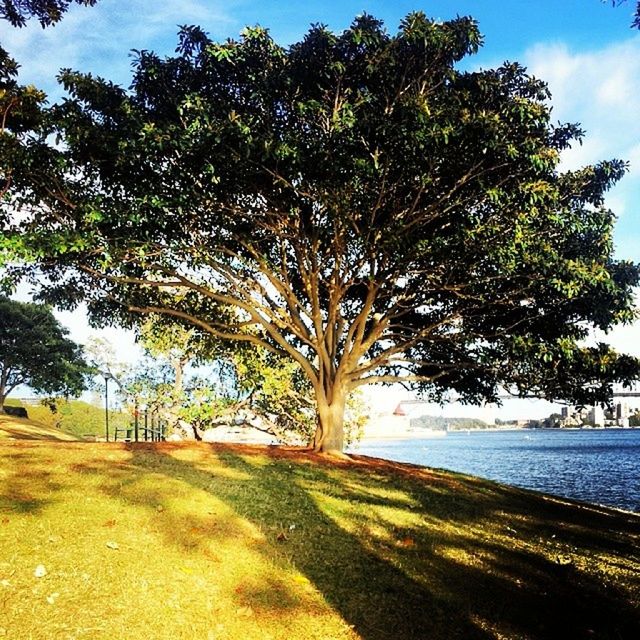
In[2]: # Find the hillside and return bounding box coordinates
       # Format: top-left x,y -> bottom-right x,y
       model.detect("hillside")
0,414 -> 79,441
409,415 -> 490,431
0,441 -> 638,639
5,398 -> 129,439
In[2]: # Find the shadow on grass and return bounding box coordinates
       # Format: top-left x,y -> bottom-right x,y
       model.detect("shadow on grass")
90,444 -> 638,640
11,442 -> 637,639
0,447 -> 62,514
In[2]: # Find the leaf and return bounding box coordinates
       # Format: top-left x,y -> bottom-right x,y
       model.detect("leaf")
34,565 -> 47,578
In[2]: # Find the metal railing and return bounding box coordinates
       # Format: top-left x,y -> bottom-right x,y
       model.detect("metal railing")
114,408 -> 167,442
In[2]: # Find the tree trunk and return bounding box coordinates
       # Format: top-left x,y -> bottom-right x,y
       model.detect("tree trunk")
313,387 -> 347,454
0,373 -> 7,414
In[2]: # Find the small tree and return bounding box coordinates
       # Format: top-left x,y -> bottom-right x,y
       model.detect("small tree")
85,335 -> 130,390
128,314 -> 366,444
0,296 -> 89,410
2,14 -> 639,453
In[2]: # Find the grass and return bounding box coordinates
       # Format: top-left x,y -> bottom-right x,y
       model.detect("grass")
0,414 -> 79,441
0,439 -> 638,640
6,398 -> 129,440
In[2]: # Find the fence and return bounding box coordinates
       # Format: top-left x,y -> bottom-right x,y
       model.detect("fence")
114,408 -> 167,442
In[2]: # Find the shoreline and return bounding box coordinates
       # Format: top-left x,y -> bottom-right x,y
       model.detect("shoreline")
358,425 -> 524,443
357,424 -> 640,444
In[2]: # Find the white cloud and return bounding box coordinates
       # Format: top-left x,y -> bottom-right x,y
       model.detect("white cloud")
525,38 -> 640,131
523,36 -> 640,271
0,0 -> 236,98
627,142 -> 640,179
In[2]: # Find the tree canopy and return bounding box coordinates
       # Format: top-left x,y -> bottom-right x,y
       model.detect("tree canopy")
1,13 -> 639,452
0,296 -> 89,410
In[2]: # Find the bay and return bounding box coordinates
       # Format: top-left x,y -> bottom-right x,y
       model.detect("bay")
351,428 -> 640,513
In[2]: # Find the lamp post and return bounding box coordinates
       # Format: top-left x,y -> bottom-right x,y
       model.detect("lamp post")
102,371 -> 113,442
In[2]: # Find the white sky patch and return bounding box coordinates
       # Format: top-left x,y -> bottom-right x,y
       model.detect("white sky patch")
361,384 -> 562,423
11,282 -> 141,364
627,142 -> 640,179
587,291 -> 640,359
524,36 -> 640,239
525,38 -> 640,130
54,307 -> 142,364
0,0 -> 235,99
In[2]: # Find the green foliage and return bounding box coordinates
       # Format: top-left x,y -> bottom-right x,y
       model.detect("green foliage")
1,12 -> 639,450
0,47 -> 48,240
123,315 -> 367,445
0,0 -> 97,27
177,378 -> 236,430
410,415 -> 489,431
0,296 -> 90,407
121,357 -> 177,415
0,0 -> 98,216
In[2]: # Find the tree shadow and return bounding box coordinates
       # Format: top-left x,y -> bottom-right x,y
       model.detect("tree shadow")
10,441 -> 636,638
103,444 -> 639,640
0,447 -> 62,514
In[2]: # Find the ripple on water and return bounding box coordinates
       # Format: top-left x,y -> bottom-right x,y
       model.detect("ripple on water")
352,429 -> 640,512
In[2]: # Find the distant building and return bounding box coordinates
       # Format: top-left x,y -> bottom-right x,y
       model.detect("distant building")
588,406 -> 605,427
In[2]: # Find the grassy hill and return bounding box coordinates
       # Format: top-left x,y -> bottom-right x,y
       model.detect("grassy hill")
0,414 -> 79,441
409,415 -> 490,430
0,441 -> 638,639
8,398 -> 129,439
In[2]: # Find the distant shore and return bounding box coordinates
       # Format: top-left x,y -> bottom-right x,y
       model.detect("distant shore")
359,425 -> 524,442
358,424 -> 640,443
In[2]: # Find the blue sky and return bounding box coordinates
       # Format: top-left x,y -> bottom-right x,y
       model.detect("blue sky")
2,0 -> 639,418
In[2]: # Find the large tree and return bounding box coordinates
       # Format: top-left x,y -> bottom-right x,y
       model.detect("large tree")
0,296 -> 89,410
1,14 -> 639,452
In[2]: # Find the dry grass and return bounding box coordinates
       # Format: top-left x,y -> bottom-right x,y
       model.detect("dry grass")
0,414 -> 79,441
0,440 -> 638,640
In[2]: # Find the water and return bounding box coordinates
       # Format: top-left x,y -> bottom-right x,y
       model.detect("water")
351,428 -> 640,513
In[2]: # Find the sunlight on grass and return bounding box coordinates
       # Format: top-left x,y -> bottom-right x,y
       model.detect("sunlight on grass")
0,442 -> 638,640
0,414 -> 78,441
